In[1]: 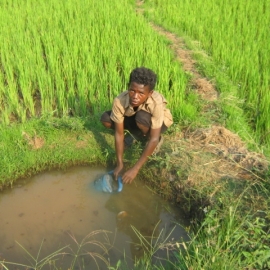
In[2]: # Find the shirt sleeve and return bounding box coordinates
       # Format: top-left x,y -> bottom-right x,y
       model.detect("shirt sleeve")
110,97 -> 125,123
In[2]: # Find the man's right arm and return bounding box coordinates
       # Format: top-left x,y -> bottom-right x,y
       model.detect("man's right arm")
113,122 -> 125,179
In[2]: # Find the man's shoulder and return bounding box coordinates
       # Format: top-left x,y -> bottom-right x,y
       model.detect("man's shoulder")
113,90 -> 129,108
116,90 -> 128,98
149,91 -> 167,104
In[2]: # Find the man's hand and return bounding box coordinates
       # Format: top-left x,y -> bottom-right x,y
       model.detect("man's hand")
122,167 -> 139,184
122,127 -> 161,183
113,164 -> 124,180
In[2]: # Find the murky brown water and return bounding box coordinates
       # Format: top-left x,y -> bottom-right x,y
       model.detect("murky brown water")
0,166 -> 189,269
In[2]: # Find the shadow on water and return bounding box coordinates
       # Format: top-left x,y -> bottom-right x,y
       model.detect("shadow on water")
0,166 -> 189,269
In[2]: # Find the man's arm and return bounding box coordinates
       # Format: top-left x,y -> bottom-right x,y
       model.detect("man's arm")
122,127 -> 161,183
113,121 -> 125,179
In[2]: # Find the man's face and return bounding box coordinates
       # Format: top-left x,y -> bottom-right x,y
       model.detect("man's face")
128,82 -> 153,107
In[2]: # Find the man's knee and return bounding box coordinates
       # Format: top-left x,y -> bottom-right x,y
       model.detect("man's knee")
136,121 -> 150,134
135,111 -> 151,129
135,110 -> 168,134
135,111 -> 151,135
102,121 -> 112,129
100,111 -> 114,129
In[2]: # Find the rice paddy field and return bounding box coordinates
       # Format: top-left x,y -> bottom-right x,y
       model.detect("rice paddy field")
0,0 -> 269,146
143,0 -> 270,146
0,0 -> 270,269
0,0 -> 190,124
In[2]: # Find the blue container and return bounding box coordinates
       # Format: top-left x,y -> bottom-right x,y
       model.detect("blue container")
94,170 -> 123,193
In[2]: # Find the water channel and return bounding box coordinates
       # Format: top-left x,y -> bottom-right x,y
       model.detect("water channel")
0,166 -> 189,269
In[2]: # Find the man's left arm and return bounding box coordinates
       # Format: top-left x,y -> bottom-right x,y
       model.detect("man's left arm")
122,127 -> 161,183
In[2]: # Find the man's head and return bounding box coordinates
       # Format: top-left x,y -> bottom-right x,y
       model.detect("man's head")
128,67 -> 157,90
128,67 -> 157,107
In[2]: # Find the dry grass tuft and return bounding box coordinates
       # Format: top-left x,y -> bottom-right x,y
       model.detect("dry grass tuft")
151,125 -> 269,195
184,125 -> 269,177
194,78 -> 218,101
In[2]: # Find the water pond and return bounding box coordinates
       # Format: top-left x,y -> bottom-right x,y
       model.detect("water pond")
0,166 -> 189,269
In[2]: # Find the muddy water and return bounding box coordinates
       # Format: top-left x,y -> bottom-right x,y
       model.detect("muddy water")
0,166 -> 189,269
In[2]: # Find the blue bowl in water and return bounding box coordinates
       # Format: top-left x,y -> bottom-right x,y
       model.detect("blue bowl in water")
94,170 -> 123,193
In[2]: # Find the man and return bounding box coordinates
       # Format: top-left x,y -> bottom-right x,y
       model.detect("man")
100,67 -> 173,184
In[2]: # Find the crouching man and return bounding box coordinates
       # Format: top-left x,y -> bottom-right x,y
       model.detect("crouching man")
100,67 -> 173,184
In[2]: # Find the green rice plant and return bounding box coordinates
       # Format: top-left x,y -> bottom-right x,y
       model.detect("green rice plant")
143,0 -> 270,146
0,0 -> 193,127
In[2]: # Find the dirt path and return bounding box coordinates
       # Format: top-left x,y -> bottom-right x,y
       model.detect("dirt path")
151,24 -> 219,102
136,0 -> 218,102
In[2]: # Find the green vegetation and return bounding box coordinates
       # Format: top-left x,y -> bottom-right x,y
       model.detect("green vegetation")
143,0 -> 270,146
0,0 -> 191,123
0,115 -> 110,188
0,0 -> 269,269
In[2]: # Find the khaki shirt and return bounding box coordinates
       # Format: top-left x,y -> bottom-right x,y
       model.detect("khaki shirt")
110,90 -> 173,129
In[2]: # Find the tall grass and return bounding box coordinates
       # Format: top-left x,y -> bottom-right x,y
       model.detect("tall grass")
0,0 -> 195,126
174,205 -> 270,269
143,0 -> 270,146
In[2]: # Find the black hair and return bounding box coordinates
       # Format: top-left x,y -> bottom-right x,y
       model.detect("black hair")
129,67 -> 157,90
